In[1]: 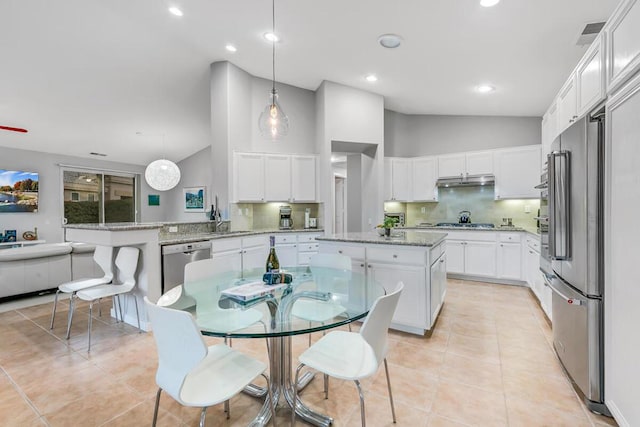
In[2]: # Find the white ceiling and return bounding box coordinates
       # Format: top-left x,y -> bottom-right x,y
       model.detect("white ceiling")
0,0 -> 619,166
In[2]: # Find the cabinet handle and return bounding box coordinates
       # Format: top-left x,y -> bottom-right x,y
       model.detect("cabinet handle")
529,250 -> 533,254
440,259 -> 445,263
393,254 -> 398,258
360,263 -> 365,267
338,250 -> 343,254
368,264 -> 372,268
572,115 -> 578,119
500,244 -> 504,247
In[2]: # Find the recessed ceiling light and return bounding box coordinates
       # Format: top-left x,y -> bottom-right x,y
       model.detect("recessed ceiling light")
264,32 -> 279,42
476,84 -> 495,93
365,74 -> 378,83
225,44 -> 237,52
480,0 -> 500,7
168,7 -> 184,16
378,34 -> 403,49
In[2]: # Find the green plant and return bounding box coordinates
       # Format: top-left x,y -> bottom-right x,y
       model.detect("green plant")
382,217 -> 398,229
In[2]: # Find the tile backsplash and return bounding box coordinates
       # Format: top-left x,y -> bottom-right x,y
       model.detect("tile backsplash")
386,186 -> 540,229
230,203 -> 322,231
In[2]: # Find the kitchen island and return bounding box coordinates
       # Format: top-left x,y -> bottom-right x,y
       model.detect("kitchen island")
316,230 -> 447,335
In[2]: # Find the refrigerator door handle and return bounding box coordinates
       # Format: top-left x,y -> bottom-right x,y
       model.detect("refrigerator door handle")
547,278 -> 584,306
548,150 -> 571,260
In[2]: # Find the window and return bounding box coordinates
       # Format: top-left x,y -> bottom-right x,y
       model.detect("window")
63,169 -> 138,224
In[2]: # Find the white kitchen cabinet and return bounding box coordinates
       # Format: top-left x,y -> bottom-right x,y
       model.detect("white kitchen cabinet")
411,156 -> 438,202
234,152 -> 318,203
211,236 -> 267,276
383,158 -> 393,201
576,33 -> 606,118
497,243 -> 522,280
264,155 -> 291,201
542,102 -> 558,164
241,235 -> 269,274
465,151 -> 494,176
605,66 -> 640,426
494,145 -> 541,199
437,153 -> 466,178
606,0 -> 640,93
234,153 -> 265,202
430,253 -> 447,326
557,75 -> 578,134
444,241 -> 464,274
291,155 -> 317,202
437,151 -> 493,179
385,158 -> 412,201
465,241 -> 497,277
275,243 -> 297,268
368,262 -> 426,329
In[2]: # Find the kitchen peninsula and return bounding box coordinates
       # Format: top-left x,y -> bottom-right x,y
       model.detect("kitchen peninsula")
316,230 -> 447,335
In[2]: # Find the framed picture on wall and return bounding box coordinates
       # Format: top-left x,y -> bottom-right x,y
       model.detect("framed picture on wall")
183,187 -> 205,212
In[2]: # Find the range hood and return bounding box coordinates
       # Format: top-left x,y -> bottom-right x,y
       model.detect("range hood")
436,175 -> 495,187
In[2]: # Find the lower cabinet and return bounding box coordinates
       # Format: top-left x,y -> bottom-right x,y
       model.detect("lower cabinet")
497,242 -> 522,280
446,239 -> 496,277
318,240 -> 445,334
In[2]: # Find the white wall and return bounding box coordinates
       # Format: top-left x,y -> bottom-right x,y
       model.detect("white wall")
0,146 -> 164,243
384,110 -> 542,157
165,146 -> 213,222
316,81 -> 385,233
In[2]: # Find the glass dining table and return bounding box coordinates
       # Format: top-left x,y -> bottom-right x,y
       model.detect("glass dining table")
156,266 -> 386,427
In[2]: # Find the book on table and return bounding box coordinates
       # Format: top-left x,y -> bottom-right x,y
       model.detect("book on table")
221,281 -> 288,302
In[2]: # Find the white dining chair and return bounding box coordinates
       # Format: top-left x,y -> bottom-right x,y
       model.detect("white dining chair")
183,258 -> 264,338
144,297 -> 276,427
74,246 -> 140,352
291,253 -> 353,346
292,282 -> 404,427
50,245 -> 114,331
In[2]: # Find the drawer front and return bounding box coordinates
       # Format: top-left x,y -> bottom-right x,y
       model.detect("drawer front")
318,244 -> 365,260
298,233 -> 322,243
298,252 -> 314,266
526,235 -> 541,252
367,246 -> 427,265
430,241 -> 444,265
211,237 -> 242,253
446,231 -> 497,242
275,234 -> 297,244
499,232 -> 522,243
242,235 -> 268,248
298,243 -> 319,253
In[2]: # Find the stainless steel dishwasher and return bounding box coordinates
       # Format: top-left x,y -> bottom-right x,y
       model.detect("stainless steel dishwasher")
161,241 -> 211,293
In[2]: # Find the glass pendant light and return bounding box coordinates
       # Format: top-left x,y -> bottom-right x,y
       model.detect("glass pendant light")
258,0 -> 289,140
144,135 -> 181,191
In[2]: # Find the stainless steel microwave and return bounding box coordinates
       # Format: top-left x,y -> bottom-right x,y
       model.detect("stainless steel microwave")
384,212 -> 405,227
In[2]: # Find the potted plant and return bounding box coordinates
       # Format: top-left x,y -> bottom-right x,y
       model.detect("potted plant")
377,217 -> 399,237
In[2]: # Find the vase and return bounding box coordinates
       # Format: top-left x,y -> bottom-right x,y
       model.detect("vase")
384,227 -> 391,237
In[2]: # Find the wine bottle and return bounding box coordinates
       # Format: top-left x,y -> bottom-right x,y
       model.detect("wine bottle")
265,236 -> 280,272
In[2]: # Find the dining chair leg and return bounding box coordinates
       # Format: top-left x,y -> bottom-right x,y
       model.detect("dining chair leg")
354,379 -> 366,427
261,373 -> 277,427
98,298 -> 102,317
308,321 -> 312,347
50,289 -> 60,329
117,295 -> 124,323
87,301 -> 94,353
224,400 -> 230,419
152,388 -> 162,427
384,358 -> 397,423
291,363 -> 306,426
199,407 -> 207,427
324,374 -> 329,399
65,294 -> 76,339
133,294 -> 141,331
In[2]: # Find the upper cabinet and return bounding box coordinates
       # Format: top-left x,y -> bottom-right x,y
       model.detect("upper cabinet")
385,156 -> 438,202
557,75 -> 578,134
494,145 -> 541,200
233,152 -> 317,203
606,0 -> 640,93
437,151 -> 493,179
386,158 -> 412,201
412,156 -> 438,202
576,34 -> 606,118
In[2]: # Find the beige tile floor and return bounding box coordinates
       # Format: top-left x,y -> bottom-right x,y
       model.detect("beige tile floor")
0,279 -> 619,427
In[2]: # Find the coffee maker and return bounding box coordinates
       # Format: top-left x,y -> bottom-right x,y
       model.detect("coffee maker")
279,205 -> 293,230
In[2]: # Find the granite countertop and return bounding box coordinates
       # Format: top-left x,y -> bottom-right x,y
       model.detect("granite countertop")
316,231 -> 447,247
63,222 -> 164,231
159,228 -> 325,245
402,225 -> 540,235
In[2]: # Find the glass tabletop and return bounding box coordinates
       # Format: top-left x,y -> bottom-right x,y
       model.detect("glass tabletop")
157,266 -> 386,338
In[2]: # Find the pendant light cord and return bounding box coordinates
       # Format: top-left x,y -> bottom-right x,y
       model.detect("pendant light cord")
272,0 -> 276,94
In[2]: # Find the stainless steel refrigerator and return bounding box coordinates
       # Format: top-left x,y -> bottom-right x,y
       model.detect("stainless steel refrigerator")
540,105 -> 610,416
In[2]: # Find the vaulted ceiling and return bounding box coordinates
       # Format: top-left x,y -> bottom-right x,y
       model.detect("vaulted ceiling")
0,0 -> 619,165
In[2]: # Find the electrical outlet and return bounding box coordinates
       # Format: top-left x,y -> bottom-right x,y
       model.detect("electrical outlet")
245,208 -> 249,215
169,226 -> 178,233
421,206 -> 426,214
368,218 -> 372,225
238,208 -> 243,216
524,204 -> 531,213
